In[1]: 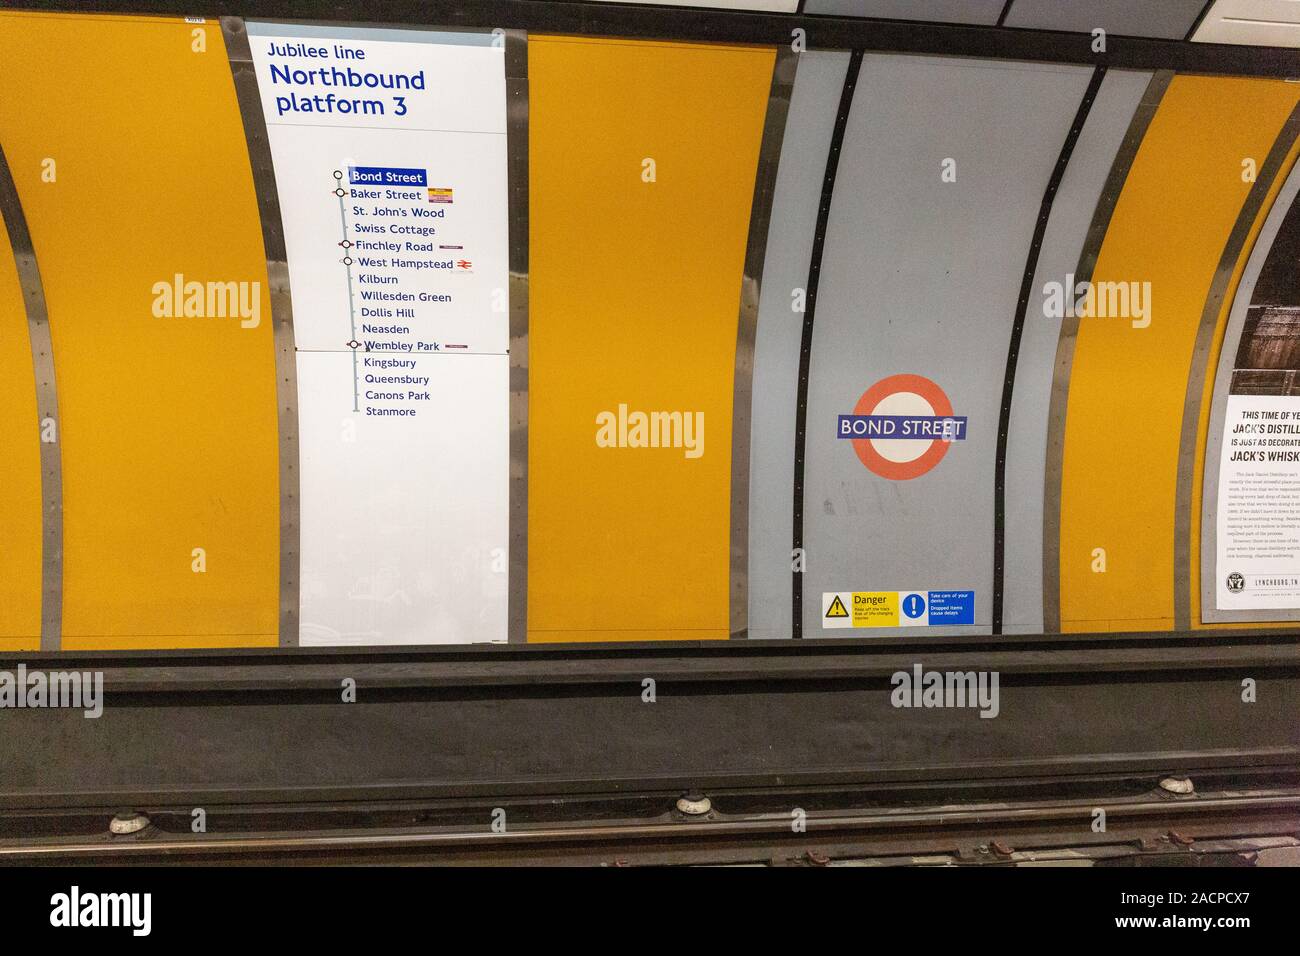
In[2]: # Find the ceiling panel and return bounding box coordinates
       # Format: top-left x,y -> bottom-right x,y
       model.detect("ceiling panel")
578,0 -> 800,11
1193,0 -> 1300,46
803,0 -> 1005,25
1005,0 -> 1209,40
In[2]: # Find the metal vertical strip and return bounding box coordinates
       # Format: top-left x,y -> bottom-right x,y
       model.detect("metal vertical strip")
1041,69 -> 1171,633
0,143 -> 61,652
1185,1 -> 1216,41
730,48 -> 797,640
791,48 -> 862,640
506,30 -> 530,643
222,17 -> 301,647
992,66 -> 1105,634
1173,102 -> 1300,630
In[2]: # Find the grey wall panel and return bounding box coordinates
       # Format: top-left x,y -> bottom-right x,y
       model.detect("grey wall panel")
803,54 -> 1091,637
1002,69 -> 1152,635
749,52 -> 851,641
1005,0 -> 1209,39
804,0 -> 1006,25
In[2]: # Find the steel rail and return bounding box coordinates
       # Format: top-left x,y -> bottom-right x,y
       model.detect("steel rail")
3,789 -> 1298,863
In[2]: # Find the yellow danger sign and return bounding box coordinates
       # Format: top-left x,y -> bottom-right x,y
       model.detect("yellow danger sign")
851,591 -> 898,627
821,591 -> 899,629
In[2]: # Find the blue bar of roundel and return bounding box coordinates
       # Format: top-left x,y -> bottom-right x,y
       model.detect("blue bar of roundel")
836,414 -> 968,439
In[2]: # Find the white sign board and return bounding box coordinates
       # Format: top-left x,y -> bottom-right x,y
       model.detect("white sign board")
248,22 -> 509,354
1215,394 -> 1300,611
249,22 -> 510,644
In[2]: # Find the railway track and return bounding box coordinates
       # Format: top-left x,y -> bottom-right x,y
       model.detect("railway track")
4,777 -> 1298,865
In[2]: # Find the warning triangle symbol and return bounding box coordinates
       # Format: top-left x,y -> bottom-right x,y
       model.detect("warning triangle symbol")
825,595 -> 849,619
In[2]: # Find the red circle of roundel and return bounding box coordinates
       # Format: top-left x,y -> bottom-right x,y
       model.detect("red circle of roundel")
851,374 -> 956,481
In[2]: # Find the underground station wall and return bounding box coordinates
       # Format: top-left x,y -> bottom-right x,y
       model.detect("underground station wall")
1,2 -> 1299,805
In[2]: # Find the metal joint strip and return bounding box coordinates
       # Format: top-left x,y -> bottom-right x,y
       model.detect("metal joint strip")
730,47 -> 797,640
505,29 -> 530,644
992,65 -> 1106,635
791,48 -> 863,640
222,16 -> 301,648
1185,1 -> 1217,42
0,143 -> 62,651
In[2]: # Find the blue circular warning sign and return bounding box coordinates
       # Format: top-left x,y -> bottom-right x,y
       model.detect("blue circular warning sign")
902,593 -> 926,619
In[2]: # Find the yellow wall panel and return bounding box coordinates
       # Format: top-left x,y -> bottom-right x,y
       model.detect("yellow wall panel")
527,36 -> 772,642
0,203 -> 42,650
1059,75 -> 1300,632
0,12 -> 278,649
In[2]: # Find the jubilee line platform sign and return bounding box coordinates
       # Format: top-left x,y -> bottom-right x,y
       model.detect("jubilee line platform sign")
248,22 -> 510,645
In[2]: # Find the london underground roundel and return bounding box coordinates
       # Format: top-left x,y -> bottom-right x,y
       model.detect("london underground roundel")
837,374 -> 967,481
